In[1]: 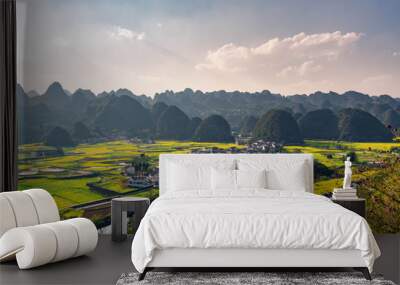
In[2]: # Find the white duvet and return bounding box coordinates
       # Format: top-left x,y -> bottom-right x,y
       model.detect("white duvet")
131,190 -> 380,273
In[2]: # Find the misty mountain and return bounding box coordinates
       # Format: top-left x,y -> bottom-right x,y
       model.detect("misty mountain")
17,82 -> 400,143
100,88 -> 152,109
94,95 -> 153,136
27,90 -> 40,98
338,109 -> 394,142
239,116 -> 258,136
45,126 -> 75,148
253,109 -> 303,144
194,115 -> 234,143
17,84 -> 54,143
298,109 -> 339,140
69,89 -> 97,121
34,81 -> 70,110
151,102 -> 168,123
156,105 -> 191,140
383,109 -> 400,128
154,89 -> 284,128
154,88 -> 400,129
189,117 -> 202,137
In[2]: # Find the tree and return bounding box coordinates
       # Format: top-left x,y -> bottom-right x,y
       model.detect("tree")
194,115 -> 234,142
45,127 -> 74,148
345,151 -> 357,162
253,109 -> 303,144
131,154 -> 150,173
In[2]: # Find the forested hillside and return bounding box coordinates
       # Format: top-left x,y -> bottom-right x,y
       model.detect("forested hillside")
358,158 -> 400,233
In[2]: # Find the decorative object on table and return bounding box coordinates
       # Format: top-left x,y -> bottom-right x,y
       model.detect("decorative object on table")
0,189 -> 98,269
343,156 -> 352,189
116,271 -> 394,285
332,198 -> 366,218
332,187 -> 358,200
332,156 -> 358,200
112,197 -> 150,242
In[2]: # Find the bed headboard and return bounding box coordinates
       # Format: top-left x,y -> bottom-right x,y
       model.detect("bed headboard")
159,153 -> 314,195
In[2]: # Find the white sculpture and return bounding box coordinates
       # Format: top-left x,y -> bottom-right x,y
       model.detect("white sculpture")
343,156 -> 352,189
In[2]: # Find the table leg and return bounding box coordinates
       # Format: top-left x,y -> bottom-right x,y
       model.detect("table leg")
121,210 -> 127,237
112,201 -> 125,242
132,202 -> 149,235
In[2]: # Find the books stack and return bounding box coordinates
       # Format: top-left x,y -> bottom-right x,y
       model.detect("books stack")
332,188 -> 358,200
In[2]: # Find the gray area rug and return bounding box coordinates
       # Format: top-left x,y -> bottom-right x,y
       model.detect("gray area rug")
116,272 -> 396,285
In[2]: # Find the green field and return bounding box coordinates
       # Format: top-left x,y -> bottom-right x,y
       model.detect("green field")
18,139 -> 400,232
18,140 -> 241,209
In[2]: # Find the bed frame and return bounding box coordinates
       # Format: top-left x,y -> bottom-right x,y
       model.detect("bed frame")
138,154 -> 371,281
139,248 -> 370,280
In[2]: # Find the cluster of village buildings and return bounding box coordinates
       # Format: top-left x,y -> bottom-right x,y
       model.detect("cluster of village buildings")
191,139 -> 283,154
125,166 -> 159,188
124,139 -> 283,188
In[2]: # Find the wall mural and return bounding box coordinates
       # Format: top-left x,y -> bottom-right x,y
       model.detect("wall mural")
16,0 -> 400,233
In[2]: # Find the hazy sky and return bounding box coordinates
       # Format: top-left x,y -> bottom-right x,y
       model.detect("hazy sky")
17,0 -> 400,97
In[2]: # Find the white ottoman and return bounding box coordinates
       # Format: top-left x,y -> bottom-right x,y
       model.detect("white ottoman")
0,189 -> 98,269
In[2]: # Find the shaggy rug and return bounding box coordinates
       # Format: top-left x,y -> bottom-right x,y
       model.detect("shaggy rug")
116,271 -> 396,285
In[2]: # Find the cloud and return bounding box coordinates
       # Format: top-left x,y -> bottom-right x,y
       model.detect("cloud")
196,31 -> 362,75
361,74 -> 393,85
277,60 -> 322,78
109,26 -> 145,41
393,51 -> 400,57
196,43 -> 250,72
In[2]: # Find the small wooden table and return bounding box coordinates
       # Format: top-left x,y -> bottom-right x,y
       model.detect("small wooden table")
331,198 -> 366,218
111,197 -> 150,242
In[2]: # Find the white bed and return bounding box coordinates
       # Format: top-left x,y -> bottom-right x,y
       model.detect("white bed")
131,154 -> 380,280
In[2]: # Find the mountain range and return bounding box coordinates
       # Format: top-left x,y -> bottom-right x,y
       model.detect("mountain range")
17,82 -> 400,144
154,88 -> 400,129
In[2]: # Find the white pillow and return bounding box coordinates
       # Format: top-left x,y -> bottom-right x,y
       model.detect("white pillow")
211,168 -> 268,191
275,161 -> 307,191
238,158 -> 308,191
167,159 -> 236,192
167,162 -> 209,191
211,168 -> 236,191
236,169 -> 267,189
